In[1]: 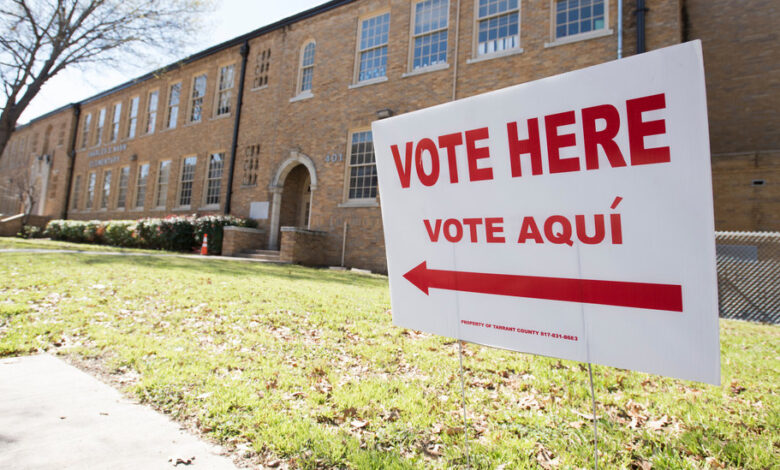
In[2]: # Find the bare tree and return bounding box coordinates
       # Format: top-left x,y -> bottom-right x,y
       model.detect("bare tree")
0,0 -> 214,159
0,170 -> 38,224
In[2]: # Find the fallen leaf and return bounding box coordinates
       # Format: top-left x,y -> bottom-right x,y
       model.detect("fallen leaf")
350,419 -> 368,429
645,415 -> 669,431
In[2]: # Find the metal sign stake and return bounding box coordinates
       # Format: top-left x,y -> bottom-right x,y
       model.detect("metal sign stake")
588,362 -> 599,470
458,340 -> 472,469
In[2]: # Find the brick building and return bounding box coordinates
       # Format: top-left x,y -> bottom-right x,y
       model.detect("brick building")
1,0 -> 777,271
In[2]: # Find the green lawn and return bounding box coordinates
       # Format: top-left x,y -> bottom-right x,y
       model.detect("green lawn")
0,241 -> 777,469
0,236 -> 175,254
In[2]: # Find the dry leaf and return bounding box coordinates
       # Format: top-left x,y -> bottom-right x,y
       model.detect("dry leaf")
535,444 -> 560,469
350,419 -> 368,429
645,415 -> 669,431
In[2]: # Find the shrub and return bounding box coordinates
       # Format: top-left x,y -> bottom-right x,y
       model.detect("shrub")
18,225 -> 43,239
44,215 -> 254,254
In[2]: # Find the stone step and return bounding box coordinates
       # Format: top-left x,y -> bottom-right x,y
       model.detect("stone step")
243,249 -> 280,256
237,250 -> 283,262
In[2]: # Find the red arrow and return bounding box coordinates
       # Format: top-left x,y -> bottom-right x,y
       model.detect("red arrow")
403,261 -> 683,312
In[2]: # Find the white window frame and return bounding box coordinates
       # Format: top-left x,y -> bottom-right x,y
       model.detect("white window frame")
177,156 -> 197,208
167,82 -> 181,129
353,11 -> 391,85
252,48 -> 271,90
110,102 -> 122,142
85,172 -> 97,210
408,0 -> 450,73
71,174 -> 82,210
342,128 -> 379,206
296,41 -> 316,97
80,113 -> 92,149
95,108 -> 106,146
134,163 -> 150,209
127,96 -> 140,139
145,90 -> 159,134
155,160 -> 171,209
116,166 -> 130,209
100,169 -> 112,210
215,64 -> 235,116
472,0 -> 521,59
546,0 -> 612,47
189,73 -> 208,123
203,152 -> 224,208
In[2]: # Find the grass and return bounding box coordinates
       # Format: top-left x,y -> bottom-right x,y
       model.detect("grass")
0,236 -> 174,254
0,240 -> 777,469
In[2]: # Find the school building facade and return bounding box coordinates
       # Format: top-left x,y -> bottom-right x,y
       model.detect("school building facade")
1,0 -> 777,272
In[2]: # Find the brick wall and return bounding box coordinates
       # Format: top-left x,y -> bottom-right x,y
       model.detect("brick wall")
222,226 -> 267,256
279,227 -> 329,266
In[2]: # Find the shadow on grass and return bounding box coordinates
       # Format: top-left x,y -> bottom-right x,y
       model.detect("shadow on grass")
68,253 -> 389,288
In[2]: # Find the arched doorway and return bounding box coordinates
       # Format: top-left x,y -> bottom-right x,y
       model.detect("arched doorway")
268,151 -> 317,249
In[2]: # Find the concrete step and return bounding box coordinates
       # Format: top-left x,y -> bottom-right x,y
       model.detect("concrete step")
238,249 -> 282,262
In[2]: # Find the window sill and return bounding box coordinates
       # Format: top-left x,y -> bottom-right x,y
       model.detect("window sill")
152,207 -> 166,211
338,200 -> 379,208
289,91 -> 314,103
467,47 -> 524,65
173,206 -> 191,211
199,204 -> 220,211
210,113 -> 232,121
130,208 -> 144,212
402,63 -> 450,78
349,76 -> 388,89
544,28 -> 613,48
251,85 -> 269,92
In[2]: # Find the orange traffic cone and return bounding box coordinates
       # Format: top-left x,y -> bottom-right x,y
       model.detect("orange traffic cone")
200,233 -> 209,255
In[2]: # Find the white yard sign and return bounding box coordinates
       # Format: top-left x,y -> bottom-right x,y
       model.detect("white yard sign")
372,41 -> 720,385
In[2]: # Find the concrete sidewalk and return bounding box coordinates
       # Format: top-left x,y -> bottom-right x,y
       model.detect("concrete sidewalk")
0,354 -> 240,470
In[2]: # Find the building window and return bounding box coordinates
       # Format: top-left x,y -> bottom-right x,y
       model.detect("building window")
116,167 -> 130,209
476,0 -> 520,56
242,145 -> 260,186
554,0 -> 606,39
57,123 -> 66,146
155,160 -> 171,208
81,113 -> 92,149
145,90 -> 159,134
357,13 -> 390,82
253,49 -> 271,88
347,130 -> 377,200
298,42 -> 316,93
216,65 -> 235,116
85,172 -> 97,210
167,83 -> 181,129
95,108 -> 106,145
411,0 -> 449,70
100,170 -> 112,209
71,175 -> 82,210
127,97 -> 139,138
190,74 -> 207,123
135,163 -> 150,209
110,103 -> 122,142
205,153 -> 224,206
179,156 -> 197,207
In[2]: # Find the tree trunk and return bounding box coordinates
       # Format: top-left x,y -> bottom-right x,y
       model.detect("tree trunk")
0,106 -> 23,163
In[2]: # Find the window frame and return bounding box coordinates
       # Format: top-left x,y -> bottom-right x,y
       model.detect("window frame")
546,0 -> 612,47
110,102 -> 122,142
80,113 -> 92,149
116,166 -> 130,210
202,151 -> 225,208
353,10 -> 392,85
85,171 -> 97,210
296,40 -> 316,97
71,174 -> 82,210
100,169 -> 112,210
189,73 -> 208,123
472,0 -> 522,59
342,127 -> 379,206
408,0 -> 450,73
166,82 -> 182,129
177,155 -> 198,209
127,96 -> 140,139
252,48 -> 271,90
154,160 -> 171,209
215,63 -> 236,117
134,163 -> 150,210
145,89 -> 159,134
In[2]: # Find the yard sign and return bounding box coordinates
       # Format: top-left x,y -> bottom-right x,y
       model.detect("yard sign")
372,41 -> 720,385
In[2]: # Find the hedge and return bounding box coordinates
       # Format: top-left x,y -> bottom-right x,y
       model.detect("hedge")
44,215 -> 255,255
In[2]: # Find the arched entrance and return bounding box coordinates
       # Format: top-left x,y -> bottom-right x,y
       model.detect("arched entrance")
268,151 -> 317,249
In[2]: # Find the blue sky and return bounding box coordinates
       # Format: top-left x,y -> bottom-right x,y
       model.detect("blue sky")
20,0 -> 326,123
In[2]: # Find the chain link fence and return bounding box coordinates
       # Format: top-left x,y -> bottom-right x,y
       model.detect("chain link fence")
716,232 -> 780,324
